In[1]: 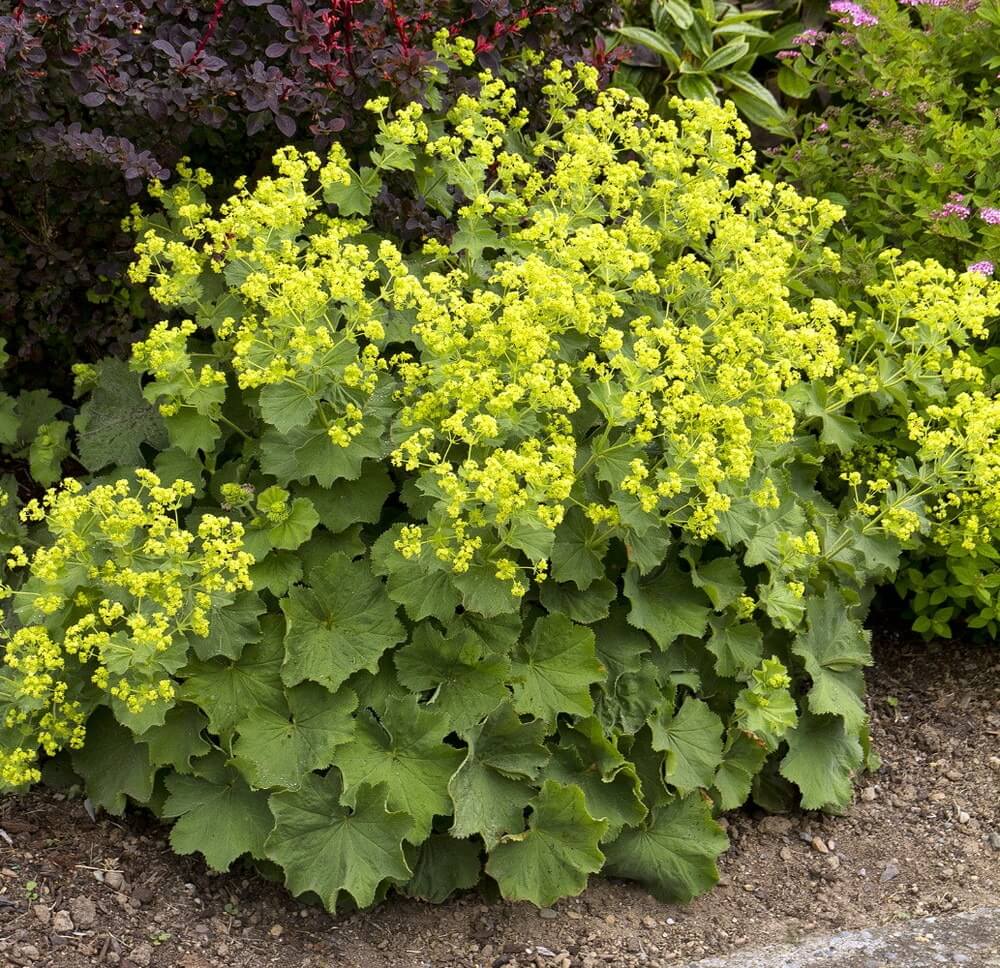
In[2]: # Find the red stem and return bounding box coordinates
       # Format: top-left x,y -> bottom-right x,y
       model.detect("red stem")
192,0 -> 227,62
385,0 -> 410,53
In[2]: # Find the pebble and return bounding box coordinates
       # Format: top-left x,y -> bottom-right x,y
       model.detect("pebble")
51,909 -> 74,933
643,916 -> 657,929
989,832 -> 1000,850
861,786 -> 877,802
104,871 -> 125,891
31,904 -> 49,925
957,810 -> 970,825
779,846 -> 793,862
69,895 -> 96,929
269,924 -> 284,938
880,862 -> 900,883
130,941 -> 153,967
18,944 -> 40,961
539,909 -> 557,920
811,836 -> 829,855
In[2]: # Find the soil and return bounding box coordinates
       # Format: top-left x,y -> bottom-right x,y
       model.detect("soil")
1,633 -> 998,968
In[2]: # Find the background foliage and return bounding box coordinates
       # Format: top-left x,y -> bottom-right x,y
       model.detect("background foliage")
0,0 -> 619,391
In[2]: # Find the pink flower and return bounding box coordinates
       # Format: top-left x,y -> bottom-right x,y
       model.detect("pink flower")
968,261 -> 995,276
979,207 -> 1000,225
777,50 -> 801,60
793,29 -> 829,44
932,202 -> 971,220
830,0 -> 879,25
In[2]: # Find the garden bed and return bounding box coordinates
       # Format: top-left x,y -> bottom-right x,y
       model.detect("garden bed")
1,632 -> 996,968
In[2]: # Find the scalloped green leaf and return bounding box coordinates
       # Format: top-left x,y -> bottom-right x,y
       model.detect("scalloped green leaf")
509,614 -> 604,726
180,615 -> 287,735
603,794 -> 728,902
780,710 -> 864,810
332,697 -> 464,843
792,592 -> 872,732
72,707 -> 155,815
449,703 -> 549,849
394,624 -> 510,731
163,753 -> 273,871
648,697 -> 724,795
266,772 -> 412,912
280,552 -> 405,693
233,683 -> 357,791
486,781 -> 607,907
624,564 -> 711,650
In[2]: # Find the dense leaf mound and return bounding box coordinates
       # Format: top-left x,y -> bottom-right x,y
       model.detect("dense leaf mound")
1,59 -> 998,910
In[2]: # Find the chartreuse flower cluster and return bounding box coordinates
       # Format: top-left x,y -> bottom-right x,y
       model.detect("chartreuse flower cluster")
3,58 -> 998,913
0,473 -> 251,786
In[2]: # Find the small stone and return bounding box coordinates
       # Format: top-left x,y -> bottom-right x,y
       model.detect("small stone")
31,904 -> 49,925
742,883 -> 755,892
130,941 -> 153,967
779,846 -> 793,862
759,816 -> 792,836
957,810 -> 970,825
988,832 -> 1000,850
539,908 -> 557,920
988,756 -> 1000,772
643,916 -> 657,929
269,924 -> 284,938
566,911 -> 582,920
51,910 -> 74,933
69,896 -> 97,929
132,886 -> 155,906
880,862 -> 899,883
19,945 -> 41,961
104,871 -> 125,891
811,836 -> 829,855
861,786 -> 877,802
826,855 -> 841,870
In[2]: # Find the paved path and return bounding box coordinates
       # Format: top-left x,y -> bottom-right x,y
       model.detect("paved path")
683,908 -> 1000,967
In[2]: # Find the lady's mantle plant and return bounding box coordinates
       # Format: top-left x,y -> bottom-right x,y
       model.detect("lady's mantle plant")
2,57 -> 998,910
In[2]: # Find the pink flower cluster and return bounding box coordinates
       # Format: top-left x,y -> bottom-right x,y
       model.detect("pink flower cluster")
830,0 -> 879,26
968,261 -> 995,276
932,193 -> 971,220
777,50 -> 801,60
931,197 -> 1000,224
793,29 -> 829,44
900,0 -> 950,6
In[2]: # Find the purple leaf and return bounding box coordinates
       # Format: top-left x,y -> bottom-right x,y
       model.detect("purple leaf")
274,111 -> 296,136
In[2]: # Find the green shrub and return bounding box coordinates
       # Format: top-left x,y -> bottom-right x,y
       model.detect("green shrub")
2,64 -> 998,910
772,0 -> 1000,637
774,0 -> 1000,271
612,0 -> 799,135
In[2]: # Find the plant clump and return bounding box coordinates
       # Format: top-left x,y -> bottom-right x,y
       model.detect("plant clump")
1,58 -> 998,910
